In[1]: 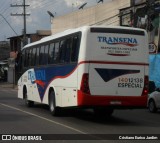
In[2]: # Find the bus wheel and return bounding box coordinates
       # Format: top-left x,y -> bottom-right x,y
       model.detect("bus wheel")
93,107 -> 114,117
148,100 -> 157,113
49,91 -> 59,116
24,89 -> 34,107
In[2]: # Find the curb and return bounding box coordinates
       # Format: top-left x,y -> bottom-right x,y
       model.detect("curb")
0,83 -> 18,89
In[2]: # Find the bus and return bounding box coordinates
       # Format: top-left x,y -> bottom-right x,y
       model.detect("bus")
17,26 -> 149,116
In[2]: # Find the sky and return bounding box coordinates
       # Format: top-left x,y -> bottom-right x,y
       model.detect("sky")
0,0 -> 111,41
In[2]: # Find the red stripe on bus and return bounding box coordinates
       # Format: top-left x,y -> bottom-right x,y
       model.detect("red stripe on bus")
47,60 -> 148,86
77,90 -> 147,107
44,60 -> 148,99
78,61 -> 149,66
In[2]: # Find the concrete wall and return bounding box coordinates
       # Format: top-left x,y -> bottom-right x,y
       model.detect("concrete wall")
51,0 -> 130,34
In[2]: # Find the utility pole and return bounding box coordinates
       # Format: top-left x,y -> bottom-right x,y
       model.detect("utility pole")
11,0 -> 30,46
146,0 -> 156,31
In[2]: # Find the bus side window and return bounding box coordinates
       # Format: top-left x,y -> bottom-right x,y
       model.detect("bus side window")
21,50 -> 25,68
36,47 -> 40,66
65,38 -> 72,63
31,48 -> 36,66
18,52 -> 22,73
24,49 -> 29,67
48,43 -> 55,64
23,50 -> 27,67
39,45 -> 45,65
28,48 -> 32,67
71,35 -> 80,62
44,45 -> 49,65
59,38 -> 72,63
54,42 -> 60,63
59,40 -> 65,63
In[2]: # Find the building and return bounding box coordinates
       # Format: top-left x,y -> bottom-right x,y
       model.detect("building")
7,30 -> 51,84
51,0 -> 131,34
0,41 -> 10,61
8,30 -> 51,52
51,0 -> 159,53
120,0 -> 160,53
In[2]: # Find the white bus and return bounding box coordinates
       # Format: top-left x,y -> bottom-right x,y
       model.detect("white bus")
17,26 -> 149,116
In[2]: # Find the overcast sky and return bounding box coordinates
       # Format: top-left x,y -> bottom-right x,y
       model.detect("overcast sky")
0,0 -> 112,41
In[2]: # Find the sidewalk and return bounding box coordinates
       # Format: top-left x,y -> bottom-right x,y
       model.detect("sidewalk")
0,82 -> 18,89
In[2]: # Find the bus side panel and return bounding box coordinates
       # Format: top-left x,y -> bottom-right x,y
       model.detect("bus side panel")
18,69 -> 41,103
43,86 -> 62,106
18,79 -> 23,99
42,65 -> 78,107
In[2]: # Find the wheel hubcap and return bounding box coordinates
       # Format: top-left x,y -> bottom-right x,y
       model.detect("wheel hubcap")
149,102 -> 154,111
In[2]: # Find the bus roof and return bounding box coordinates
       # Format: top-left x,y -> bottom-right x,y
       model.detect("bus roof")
22,25 -> 147,51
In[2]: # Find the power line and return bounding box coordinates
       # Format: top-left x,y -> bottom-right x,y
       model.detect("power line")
11,0 -> 30,46
0,14 -> 18,36
28,0 -> 57,11
0,1 -> 10,13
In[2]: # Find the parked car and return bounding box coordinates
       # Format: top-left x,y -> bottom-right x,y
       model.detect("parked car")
0,62 -> 8,82
149,81 -> 156,94
148,88 -> 160,113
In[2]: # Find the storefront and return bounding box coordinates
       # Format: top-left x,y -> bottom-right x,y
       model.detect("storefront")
119,0 -> 160,54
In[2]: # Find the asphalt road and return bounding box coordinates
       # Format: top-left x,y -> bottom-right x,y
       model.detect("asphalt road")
0,86 -> 160,143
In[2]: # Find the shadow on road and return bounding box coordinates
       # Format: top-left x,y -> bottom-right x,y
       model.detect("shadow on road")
24,103 -> 160,127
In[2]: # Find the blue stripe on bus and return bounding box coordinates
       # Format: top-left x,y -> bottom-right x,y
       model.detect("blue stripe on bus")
34,64 -> 77,101
95,68 -> 140,82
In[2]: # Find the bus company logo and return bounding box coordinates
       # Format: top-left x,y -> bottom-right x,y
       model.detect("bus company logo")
28,70 -> 46,88
97,36 -> 138,47
28,71 -> 36,83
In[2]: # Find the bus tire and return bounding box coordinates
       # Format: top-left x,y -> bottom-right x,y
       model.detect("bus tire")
148,99 -> 157,113
24,88 -> 34,107
49,90 -> 59,116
